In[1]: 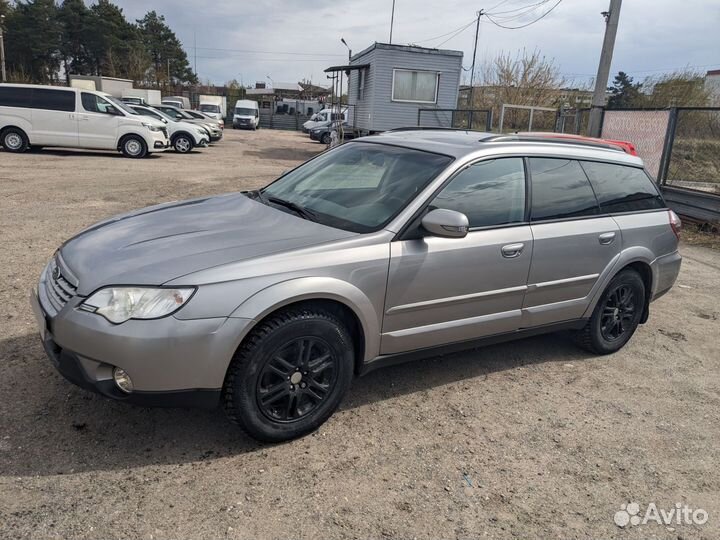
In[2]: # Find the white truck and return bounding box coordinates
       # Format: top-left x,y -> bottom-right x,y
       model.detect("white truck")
198,95 -> 227,121
121,88 -> 162,106
162,96 -> 191,109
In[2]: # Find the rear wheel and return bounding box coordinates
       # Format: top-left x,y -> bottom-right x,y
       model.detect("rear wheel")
120,135 -> 147,158
223,306 -> 354,442
320,132 -> 331,145
172,134 -> 193,153
574,269 -> 645,354
1,128 -> 29,153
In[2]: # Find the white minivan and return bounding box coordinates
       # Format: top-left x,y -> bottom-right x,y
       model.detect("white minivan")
232,99 -> 260,130
0,84 -> 170,158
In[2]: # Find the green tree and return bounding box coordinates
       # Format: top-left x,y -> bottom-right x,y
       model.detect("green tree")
644,70 -> 709,108
607,71 -> 643,108
58,0 -> 93,80
85,0 -> 145,78
137,11 -> 197,85
4,0 -> 62,83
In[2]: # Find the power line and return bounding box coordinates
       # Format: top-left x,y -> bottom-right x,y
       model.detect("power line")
413,18 -> 478,44
486,0 -> 562,29
435,19 -> 478,48
487,0 -> 550,17
191,46 -> 345,58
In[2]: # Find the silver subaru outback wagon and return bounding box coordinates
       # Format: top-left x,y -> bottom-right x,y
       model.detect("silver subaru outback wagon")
31,130 -> 682,442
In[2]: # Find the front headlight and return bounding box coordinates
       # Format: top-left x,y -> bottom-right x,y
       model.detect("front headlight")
142,122 -> 162,132
80,287 -> 195,324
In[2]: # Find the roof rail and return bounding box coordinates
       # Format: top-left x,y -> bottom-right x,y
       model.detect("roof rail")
385,127 -> 478,133
480,134 -> 626,153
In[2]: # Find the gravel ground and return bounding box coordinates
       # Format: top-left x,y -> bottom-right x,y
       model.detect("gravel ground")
0,129 -> 718,540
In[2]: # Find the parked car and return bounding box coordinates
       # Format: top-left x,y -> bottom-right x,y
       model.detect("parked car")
153,105 -> 223,142
31,130 -> 682,442
302,108 -> 347,133
232,99 -> 260,130
0,83 -> 169,158
161,96 -> 191,109
129,105 -> 209,153
309,121 -> 352,145
184,109 -> 225,131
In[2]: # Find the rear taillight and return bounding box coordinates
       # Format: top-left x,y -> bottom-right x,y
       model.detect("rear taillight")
669,209 -> 682,239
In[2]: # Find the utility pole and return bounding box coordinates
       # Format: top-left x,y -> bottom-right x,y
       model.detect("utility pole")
468,10 -> 483,128
167,58 -> 171,85
193,31 -> 197,76
0,15 -> 6,83
588,0 -> 622,137
389,0 -> 396,43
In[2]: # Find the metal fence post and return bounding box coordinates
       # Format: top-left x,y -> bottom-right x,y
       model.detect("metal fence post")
658,108 -> 678,185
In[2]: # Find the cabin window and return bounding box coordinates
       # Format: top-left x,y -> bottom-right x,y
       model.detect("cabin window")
391,69 -> 439,103
358,69 -> 366,100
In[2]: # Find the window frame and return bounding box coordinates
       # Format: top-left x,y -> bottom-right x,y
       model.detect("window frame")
391,68 -> 440,104
527,156 -> 602,223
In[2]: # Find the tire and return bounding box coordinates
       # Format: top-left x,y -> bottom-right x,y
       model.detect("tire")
172,134 -> 194,154
1,127 -> 29,153
320,133 -> 330,145
223,306 -> 354,442
574,269 -> 645,354
120,135 -> 147,158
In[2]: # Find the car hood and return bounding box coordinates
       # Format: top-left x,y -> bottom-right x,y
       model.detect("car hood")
60,193 -> 357,295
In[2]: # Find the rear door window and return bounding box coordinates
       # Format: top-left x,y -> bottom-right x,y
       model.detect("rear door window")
30,89 -> 76,112
0,87 -> 32,108
431,158 -> 526,228
529,158 -> 600,221
580,161 -> 665,213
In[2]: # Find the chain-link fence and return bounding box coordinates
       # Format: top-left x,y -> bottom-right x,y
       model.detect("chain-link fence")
417,109 -> 492,131
665,108 -> 720,194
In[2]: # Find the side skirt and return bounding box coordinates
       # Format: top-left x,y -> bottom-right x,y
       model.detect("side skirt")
358,319 -> 587,376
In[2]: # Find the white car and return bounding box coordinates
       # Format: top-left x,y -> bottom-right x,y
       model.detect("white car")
0,84 -> 169,158
130,105 -> 209,153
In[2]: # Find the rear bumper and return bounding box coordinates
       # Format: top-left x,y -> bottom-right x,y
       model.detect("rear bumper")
651,250 -> 682,300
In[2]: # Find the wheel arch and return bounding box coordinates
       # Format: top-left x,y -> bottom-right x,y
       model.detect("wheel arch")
228,277 -> 381,372
583,248 -> 655,323
0,125 -> 31,146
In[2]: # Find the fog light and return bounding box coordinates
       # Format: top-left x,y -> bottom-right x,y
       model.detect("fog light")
113,368 -> 133,393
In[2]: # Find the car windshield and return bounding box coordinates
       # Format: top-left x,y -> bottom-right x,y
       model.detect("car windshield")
235,108 -> 255,115
149,108 -> 176,123
260,142 -> 452,233
106,96 -> 138,115
199,104 -> 220,113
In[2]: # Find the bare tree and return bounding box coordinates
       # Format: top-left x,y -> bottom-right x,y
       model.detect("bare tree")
467,49 -> 566,131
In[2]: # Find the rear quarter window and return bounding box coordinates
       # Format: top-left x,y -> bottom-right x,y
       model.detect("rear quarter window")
529,158 -> 600,221
0,87 -> 32,108
580,161 -> 665,213
30,89 -> 76,112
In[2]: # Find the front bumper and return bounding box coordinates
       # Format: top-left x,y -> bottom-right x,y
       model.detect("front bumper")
147,132 -> 170,153
30,267 -> 253,408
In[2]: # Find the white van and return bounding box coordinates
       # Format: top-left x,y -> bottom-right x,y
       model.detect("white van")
0,84 -> 169,158
232,99 -> 260,130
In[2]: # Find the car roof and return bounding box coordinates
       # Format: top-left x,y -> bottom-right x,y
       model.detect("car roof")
358,128 -> 645,167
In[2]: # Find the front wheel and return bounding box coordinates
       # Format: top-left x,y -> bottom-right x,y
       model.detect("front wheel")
574,269 -> 645,354
223,306 -> 354,442
173,134 -> 193,153
120,135 -> 147,158
320,132 -> 331,145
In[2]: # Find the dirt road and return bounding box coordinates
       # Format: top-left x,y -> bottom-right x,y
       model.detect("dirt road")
0,130 -> 718,539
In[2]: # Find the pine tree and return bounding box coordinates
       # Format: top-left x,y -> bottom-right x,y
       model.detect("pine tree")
607,71 -> 643,109
137,11 -> 197,85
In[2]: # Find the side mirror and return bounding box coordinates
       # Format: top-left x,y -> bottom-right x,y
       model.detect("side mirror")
421,209 -> 469,238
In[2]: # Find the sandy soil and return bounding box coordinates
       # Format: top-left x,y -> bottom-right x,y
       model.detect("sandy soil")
0,129 -> 718,540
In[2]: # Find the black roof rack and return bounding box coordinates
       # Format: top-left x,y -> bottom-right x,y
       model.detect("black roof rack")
385,127 -> 484,133
480,134 -> 625,152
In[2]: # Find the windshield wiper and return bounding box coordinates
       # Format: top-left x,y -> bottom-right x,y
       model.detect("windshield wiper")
264,195 -> 318,222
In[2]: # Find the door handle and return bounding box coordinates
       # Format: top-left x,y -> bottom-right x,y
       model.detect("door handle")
501,243 -> 525,258
77,115 -> 89,121
598,232 -> 616,245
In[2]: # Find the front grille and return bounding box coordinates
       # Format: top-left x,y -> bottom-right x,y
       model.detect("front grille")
44,257 -> 78,313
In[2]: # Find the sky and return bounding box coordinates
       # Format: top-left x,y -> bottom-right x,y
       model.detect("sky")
113,0 -> 720,88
